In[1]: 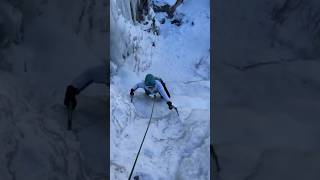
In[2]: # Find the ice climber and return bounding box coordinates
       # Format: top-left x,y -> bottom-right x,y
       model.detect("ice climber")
130,74 -> 175,110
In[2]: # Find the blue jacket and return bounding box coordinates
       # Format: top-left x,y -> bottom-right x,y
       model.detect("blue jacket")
133,80 -> 170,102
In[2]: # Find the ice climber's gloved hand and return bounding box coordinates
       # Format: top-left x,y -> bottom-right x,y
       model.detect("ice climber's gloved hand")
130,89 -> 135,96
64,85 -> 78,110
167,101 -> 173,110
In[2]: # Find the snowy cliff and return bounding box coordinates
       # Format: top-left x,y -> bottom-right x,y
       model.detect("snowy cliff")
110,0 -> 210,179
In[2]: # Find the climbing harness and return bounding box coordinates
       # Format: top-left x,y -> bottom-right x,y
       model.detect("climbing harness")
128,95 -> 156,180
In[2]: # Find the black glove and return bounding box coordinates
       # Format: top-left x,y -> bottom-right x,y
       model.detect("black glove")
130,88 -> 135,96
167,101 -> 173,110
64,85 -> 78,110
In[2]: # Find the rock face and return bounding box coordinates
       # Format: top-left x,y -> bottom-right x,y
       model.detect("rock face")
0,1 -> 108,180
214,0 -> 320,179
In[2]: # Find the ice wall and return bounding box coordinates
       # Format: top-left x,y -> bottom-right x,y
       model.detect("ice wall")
110,0 -> 155,76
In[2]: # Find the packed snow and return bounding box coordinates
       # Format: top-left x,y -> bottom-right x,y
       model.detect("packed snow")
110,0 -> 210,179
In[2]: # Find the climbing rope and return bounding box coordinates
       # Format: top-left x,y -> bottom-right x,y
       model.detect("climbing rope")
128,95 -> 156,180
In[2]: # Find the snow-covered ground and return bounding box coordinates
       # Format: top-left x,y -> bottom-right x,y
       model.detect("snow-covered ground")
110,0 -> 210,179
0,1 -> 108,179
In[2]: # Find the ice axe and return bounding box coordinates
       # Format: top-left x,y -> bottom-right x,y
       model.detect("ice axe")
211,144 -> 221,172
172,105 -> 179,117
67,101 -> 75,130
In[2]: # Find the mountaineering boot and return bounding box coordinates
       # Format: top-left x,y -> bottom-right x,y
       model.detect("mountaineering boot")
64,85 -> 78,110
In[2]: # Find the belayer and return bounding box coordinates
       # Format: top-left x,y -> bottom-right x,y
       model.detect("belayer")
130,74 -> 175,110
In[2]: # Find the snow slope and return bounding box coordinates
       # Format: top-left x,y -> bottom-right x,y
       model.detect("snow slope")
0,1 -> 108,179
110,0 -> 210,179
